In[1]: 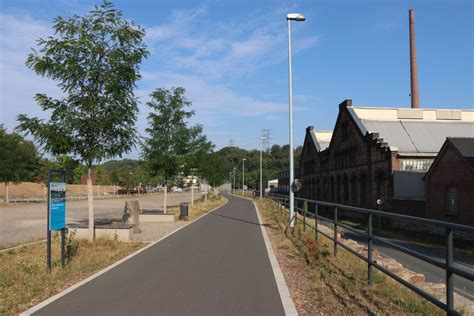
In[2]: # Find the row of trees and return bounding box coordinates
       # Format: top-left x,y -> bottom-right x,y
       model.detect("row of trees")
3,1 -> 299,240
9,1 -> 230,241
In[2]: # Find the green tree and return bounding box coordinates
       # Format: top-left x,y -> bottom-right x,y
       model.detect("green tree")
16,1 -> 148,240
73,164 -> 87,184
0,126 -> 40,202
108,165 -> 119,185
199,152 -> 227,189
142,87 -> 211,213
95,165 -> 109,185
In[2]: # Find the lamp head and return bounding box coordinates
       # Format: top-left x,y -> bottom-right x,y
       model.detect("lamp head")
286,13 -> 306,21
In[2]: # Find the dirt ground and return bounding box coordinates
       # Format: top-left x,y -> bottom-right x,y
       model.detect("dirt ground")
0,192 -> 202,249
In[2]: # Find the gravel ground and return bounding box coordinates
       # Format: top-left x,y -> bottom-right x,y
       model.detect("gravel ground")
0,192 -> 202,249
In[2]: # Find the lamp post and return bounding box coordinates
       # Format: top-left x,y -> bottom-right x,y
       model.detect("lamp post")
287,12 -> 305,227
242,158 -> 246,196
260,136 -> 265,199
233,167 -> 236,194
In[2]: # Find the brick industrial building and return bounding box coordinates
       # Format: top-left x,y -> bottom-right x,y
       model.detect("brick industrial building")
278,100 -> 474,225
277,9 -> 474,226
424,137 -> 474,225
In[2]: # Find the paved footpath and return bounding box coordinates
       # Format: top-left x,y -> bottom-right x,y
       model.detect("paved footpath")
29,194 -> 286,316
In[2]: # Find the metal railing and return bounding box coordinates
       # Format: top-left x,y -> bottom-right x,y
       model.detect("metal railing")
269,193 -> 474,316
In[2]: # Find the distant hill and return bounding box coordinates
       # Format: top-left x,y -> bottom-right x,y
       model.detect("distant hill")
100,159 -> 139,173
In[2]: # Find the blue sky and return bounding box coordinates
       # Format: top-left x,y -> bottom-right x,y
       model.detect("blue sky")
1,0 -> 472,158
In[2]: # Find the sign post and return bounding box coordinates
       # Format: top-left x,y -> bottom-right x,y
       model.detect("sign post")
47,169 -> 67,273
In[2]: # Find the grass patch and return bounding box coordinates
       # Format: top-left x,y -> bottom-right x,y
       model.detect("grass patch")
0,236 -> 143,315
168,194 -> 226,221
257,198 -> 445,315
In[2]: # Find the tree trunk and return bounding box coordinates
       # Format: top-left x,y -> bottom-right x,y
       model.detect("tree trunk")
163,182 -> 167,214
191,175 -> 194,206
4,181 -> 9,203
87,168 -> 94,241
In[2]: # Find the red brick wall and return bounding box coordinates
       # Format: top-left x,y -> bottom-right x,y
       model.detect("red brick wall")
426,146 -> 474,226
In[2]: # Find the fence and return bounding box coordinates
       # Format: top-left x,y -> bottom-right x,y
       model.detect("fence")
1,182 -> 126,203
269,193 -> 474,316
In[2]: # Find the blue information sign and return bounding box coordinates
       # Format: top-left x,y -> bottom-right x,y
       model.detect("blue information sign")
49,182 -> 66,231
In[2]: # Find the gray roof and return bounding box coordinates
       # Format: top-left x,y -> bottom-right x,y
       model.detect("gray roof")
361,121 -> 474,154
347,107 -> 474,154
449,137 -> 474,168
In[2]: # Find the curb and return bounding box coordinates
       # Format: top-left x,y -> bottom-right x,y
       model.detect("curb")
252,198 -> 298,316
20,197 -> 229,316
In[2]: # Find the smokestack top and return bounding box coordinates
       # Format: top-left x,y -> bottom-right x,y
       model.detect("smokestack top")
409,8 -> 420,108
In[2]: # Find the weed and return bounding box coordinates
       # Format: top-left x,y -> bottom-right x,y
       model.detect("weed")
65,230 -> 79,262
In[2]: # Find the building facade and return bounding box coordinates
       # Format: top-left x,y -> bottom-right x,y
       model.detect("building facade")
425,138 -> 474,225
284,99 -> 474,221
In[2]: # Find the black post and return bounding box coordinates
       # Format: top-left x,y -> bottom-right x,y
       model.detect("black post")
334,206 -> 338,257
47,169 -> 52,273
315,204 -> 319,255
61,228 -> 65,267
368,212 -> 373,285
61,171 -> 66,268
446,227 -> 454,311
303,200 -> 307,232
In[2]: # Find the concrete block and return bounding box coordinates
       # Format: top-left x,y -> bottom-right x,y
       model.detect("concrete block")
69,226 -> 132,242
139,214 -> 175,223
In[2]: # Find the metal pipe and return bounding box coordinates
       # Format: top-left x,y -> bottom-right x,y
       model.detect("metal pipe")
446,227 -> 454,311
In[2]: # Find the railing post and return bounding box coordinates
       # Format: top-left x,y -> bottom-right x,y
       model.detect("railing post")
334,206 -> 338,257
294,199 -> 297,225
303,200 -> 308,232
446,227 -> 454,311
368,212 -> 373,285
315,204 -> 319,250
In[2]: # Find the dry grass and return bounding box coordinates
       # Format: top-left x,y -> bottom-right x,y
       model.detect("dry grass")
169,194 -> 227,221
256,198 -> 444,315
0,236 -> 143,315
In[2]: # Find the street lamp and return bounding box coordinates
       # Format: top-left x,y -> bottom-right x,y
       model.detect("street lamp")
233,167 -> 236,194
287,12 -> 305,227
242,158 -> 247,196
260,136 -> 265,199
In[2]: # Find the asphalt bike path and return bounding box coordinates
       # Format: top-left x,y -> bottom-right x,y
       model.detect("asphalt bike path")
31,194 -> 285,315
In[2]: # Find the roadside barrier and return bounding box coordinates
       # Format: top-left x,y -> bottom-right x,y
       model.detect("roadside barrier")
269,193 -> 474,316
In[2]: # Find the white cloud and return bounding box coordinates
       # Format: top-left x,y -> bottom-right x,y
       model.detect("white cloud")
144,5 -> 319,80
0,14 -> 62,130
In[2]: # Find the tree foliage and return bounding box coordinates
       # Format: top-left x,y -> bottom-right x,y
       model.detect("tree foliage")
0,125 -> 40,183
17,0 -> 149,167
142,87 -> 213,185
198,152 -> 228,187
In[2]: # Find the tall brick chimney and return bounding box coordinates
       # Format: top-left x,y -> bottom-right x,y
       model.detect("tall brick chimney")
409,9 -> 420,108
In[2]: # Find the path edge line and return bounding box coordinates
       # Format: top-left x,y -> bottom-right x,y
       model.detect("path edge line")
20,197 -> 229,316
252,199 -> 298,316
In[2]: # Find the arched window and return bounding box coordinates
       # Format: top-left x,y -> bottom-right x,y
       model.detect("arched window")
343,174 -> 349,204
350,173 -> 357,205
322,177 -> 327,201
330,176 -> 335,202
360,173 -> 367,207
316,177 -> 320,200
336,175 -> 341,203
375,169 -> 385,204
